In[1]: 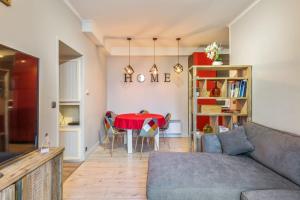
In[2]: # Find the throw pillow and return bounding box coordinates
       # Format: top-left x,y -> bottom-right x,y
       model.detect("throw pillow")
218,126 -> 254,155
202,134 -> 222,153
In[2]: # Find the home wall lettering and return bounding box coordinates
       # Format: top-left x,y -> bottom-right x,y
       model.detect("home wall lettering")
124,73 -> 171,83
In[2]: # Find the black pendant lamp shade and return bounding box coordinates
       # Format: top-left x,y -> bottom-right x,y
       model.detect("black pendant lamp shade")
124,38 -> 134,75
173,38 -> 184,74
149,38 -> 159,74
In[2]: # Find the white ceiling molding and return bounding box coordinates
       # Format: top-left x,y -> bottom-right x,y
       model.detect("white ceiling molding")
110,47 -> 229,56
63,0 -> 82,21
227,0 -> 262,28
81,20 -> 105,47
64,0 -> 107,48
110,47 -> 198,56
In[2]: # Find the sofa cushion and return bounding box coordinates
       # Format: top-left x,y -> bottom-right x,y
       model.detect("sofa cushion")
244,122 -> 300,185
241,190 -> 300,200
147,152 -> 299,200
218,126 -> 254,155
202,134 -> 222,153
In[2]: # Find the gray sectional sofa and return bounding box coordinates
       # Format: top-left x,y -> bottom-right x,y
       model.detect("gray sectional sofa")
147,123 -> 300,200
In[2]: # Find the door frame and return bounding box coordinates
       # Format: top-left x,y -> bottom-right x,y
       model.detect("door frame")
56,38 -> 85,162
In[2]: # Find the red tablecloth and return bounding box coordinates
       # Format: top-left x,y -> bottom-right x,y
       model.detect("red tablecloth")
114,113 -> 166,130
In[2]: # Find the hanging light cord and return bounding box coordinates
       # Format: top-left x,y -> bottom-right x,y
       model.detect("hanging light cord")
153,38 -> 156,64
128,38 -> 131,65
176,38 -> 181,64
177,38 -> 179,64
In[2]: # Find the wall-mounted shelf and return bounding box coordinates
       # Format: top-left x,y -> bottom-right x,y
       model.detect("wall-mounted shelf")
188,65 -> 250,71
60,125 -> 80,129
197,97 -> 247,100
196,77 -> 248,81
196,113 -> 248,117
59,101 -> 80,106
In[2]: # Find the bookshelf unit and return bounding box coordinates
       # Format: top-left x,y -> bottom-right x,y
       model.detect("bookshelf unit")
188,65 -> 252,135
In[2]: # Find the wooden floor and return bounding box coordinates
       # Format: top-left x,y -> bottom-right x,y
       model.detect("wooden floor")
63,162 -> 82,183
63,137 -> 190,200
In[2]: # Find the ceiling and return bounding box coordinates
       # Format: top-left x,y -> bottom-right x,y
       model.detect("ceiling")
66,0 -> 255,54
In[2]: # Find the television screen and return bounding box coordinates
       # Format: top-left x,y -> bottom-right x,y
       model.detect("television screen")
0,44 -> 38,165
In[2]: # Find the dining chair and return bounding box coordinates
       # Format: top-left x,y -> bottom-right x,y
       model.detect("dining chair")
105,110 -> 125,132
159,113 -> 171,144
135,118 -> 159,158
103,116 -> 126,157
105,111 -> 117,124
139,109 -> 149,114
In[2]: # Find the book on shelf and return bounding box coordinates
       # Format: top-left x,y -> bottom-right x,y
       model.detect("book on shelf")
228,80 -> 247,98
241,80 -> 247,97
234,81 -> 240,98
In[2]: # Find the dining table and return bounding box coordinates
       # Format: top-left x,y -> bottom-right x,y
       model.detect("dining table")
114,113 -> 166,153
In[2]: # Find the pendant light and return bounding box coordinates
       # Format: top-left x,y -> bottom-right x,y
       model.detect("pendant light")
124,37 -> 134,75
149,38 -> 159,75
173,38 -> 184,74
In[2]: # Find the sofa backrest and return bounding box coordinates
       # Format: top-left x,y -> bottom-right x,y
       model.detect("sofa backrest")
244,122 -> 300,185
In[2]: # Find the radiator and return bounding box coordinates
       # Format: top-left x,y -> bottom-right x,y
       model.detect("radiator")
163,120 -> 182,137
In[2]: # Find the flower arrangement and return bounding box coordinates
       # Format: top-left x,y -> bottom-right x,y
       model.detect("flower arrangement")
205,42 -> 222,62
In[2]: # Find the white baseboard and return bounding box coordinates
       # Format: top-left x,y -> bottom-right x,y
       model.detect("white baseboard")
63,157 -> 83,162
160,133 -> 188,138
84,141 -> 99,160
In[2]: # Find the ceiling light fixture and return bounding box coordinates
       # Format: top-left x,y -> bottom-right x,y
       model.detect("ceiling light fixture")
149,38 -> 158,75
124,37 -> 134,75
173,38 -> 184,74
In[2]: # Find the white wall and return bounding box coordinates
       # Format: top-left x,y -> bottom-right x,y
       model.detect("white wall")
83,47 -> 107,154
107,56 -> 188,136
0,0 -> 107,153
230,0 -> 300,134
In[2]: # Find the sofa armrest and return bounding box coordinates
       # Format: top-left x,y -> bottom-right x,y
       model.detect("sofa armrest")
241,190 -> 300,200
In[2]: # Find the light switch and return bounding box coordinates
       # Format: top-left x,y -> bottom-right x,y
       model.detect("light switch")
51,101 -> 56,108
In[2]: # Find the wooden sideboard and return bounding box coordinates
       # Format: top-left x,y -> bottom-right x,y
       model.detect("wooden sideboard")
0,148 -> 64,200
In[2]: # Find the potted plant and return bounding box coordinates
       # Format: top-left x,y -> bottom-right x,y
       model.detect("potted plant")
205,42 -> 223,65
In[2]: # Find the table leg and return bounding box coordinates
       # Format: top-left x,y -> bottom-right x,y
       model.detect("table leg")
127,129 -> 133,153
155,129 -> 160,151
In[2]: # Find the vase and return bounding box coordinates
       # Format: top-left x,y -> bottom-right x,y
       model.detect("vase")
212,61 -> 223,66
210,81 -> 221,97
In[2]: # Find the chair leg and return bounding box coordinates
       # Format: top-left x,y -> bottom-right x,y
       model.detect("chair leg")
135,136 -> 139,152
155,137 -> 159,151
140,137 -> 145,159
103,137 -> 106,151
121,135 -> 123,145
111,135 -> 115,157
163,131 -> 166,144
103,135 -> 109,150
123,134 -> 126,147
